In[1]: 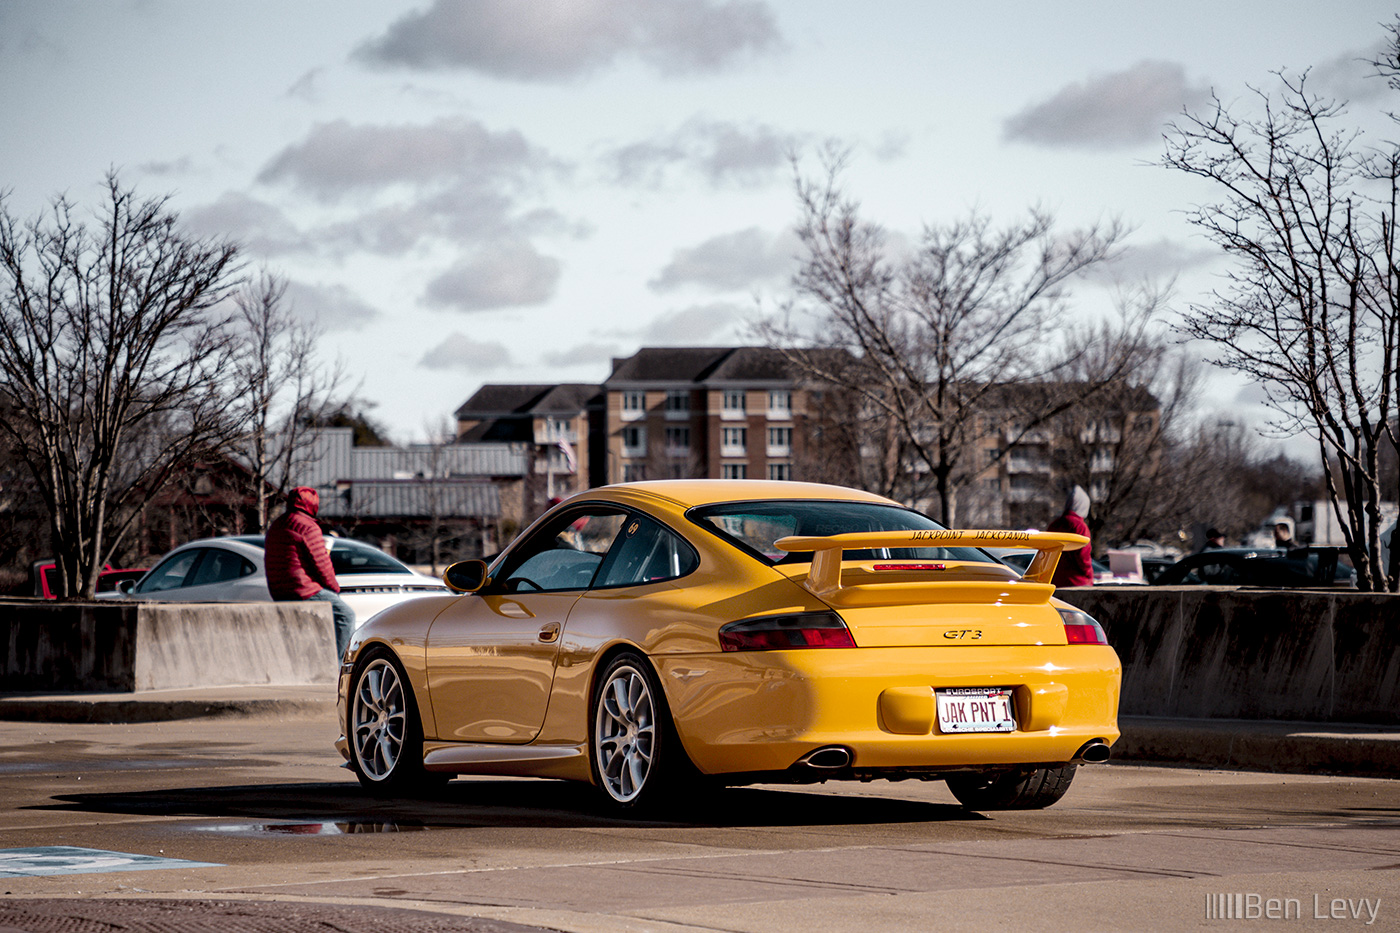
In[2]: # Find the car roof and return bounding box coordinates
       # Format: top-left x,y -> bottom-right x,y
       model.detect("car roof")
163,536 -> 266,555
576,479 -> 901,511
226,534 -> 383,550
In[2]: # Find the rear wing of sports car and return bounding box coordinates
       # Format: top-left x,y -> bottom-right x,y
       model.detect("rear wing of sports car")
773,529 -> 1089,600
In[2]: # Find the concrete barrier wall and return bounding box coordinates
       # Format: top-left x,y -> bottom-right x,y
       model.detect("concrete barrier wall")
2,601 -> 337,692
1057,587 -> 1400,725
6,590 -> 1398,721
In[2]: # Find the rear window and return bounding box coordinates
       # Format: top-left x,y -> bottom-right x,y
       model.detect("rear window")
330,539 -> 412,575
688,500 -> 997,566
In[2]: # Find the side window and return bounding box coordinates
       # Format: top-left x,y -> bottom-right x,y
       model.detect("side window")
596,515 -> 700,588
497,509 -> 627,593
188,548 -> 256,587
1199,562 -> 1238,585
136,549 -> 202,593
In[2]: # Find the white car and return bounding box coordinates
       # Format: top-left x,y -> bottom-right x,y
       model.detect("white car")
111,535 -> 448,619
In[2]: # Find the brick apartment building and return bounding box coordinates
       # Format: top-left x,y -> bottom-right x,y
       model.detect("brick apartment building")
601,346 -> 850,484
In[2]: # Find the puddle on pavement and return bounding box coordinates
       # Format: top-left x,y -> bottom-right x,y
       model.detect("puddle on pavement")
193,820 -> 431,836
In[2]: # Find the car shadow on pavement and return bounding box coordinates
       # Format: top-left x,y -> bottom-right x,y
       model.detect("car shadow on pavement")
34,777 -> 983,828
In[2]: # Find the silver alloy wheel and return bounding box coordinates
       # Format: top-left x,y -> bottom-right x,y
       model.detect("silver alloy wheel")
594,662 -> 656,803
352,657 -> 407,781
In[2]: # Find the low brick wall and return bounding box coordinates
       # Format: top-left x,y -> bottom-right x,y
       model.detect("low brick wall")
1057,587 -> 1400,725
2,600 -> 337,692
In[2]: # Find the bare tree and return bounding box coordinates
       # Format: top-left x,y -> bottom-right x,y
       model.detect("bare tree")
1173,420 -> 1324,546
1047,315 -> 1204,549
227,270 -> 353,532
760,149 -> 1157,524
1162,29 -> 1400,591
0,172 -> 241,598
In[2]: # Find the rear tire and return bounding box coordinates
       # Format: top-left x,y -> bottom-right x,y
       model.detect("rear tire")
348,650 -> 445,796
946,764 -> 1077,811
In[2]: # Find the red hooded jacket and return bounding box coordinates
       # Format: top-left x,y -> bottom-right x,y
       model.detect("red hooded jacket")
1047,485 -> 1094,587
265,486 -> 338,599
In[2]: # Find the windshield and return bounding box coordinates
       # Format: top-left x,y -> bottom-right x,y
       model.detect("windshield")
688,500 -> 997,566
230,534 -> 411,575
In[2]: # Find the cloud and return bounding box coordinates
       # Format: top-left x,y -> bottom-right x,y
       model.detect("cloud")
353,0 -> 780,81
604,117 -> 797,187
872,130 -> 911,162
283,280 -> 381,332
420,333 -> 516,371
1086,237 -> 1223,282
423,242 -> 562,312
315,188 -> 575,256
637,302 -> 745,343
256,116 -> 541,200
1311,39 -> 1393,103
138,156 -> 195,177
247,117 -> 574,259
1003,60 -> 1212,149
649,226 -> 798,291
286,67 -> 324,101
181,192 -> 309,257
542,342 -> 625,367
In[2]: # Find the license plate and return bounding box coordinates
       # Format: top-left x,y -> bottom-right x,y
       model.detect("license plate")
936,687 -> 1016,733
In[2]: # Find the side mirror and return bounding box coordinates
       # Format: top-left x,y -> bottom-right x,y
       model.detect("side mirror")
444,559 -> 489,594
117,579 -> 136,595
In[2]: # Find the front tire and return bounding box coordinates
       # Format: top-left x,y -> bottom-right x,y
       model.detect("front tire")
348,650 -> 441,796
590,652 -> 686,810
946,764 -> 1077,811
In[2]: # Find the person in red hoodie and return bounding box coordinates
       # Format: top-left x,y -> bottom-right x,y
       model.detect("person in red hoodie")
1047,485 -> 1094,587
265,486 -> 355,660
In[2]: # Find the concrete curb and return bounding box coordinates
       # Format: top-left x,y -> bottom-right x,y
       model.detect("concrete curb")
1114,715 -> 1400,778
4,690 -> 1398,778
0,685 -> 337,724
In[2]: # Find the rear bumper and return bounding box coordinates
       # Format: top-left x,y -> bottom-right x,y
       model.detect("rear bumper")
654,644 -> 1121,776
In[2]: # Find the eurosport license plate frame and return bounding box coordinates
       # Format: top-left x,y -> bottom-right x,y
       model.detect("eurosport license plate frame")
935,686 -> 1016,733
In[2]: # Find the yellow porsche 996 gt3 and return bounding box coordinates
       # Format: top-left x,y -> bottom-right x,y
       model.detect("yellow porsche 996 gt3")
335,480 -> 1121,812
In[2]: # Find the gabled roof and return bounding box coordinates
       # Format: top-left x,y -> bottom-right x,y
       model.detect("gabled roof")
455,383 -> 602,419
606,347 -> 799,385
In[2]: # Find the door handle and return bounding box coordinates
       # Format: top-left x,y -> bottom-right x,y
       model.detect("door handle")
538,621 -> 561,643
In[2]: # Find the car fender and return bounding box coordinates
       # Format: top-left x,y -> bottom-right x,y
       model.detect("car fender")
348,594 -> 460,742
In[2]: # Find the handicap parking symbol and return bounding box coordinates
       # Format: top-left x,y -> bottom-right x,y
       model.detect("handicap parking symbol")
0,846 -> 220,877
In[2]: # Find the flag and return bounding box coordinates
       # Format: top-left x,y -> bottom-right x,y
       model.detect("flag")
557,437 -> 578,473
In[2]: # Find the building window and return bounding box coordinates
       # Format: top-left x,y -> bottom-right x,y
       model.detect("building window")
664,390 -> 691,420
623,463 -> 647,482
622,425 -> 646,456
621,390 -> 645,421
665,425 -> 691,454
768,462 -> 791,481
721,463 -> 748,480
768,390 -> 791,419
721,426 -> 747,456
541,416 -> 573,442
722,389 -> 746,420
766,426 -> 791,455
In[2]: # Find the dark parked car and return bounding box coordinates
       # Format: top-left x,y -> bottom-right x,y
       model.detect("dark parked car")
1152,547 -> 1355,588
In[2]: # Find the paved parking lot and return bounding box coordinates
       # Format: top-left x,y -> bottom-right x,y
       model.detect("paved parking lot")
0,711 -> 1397,932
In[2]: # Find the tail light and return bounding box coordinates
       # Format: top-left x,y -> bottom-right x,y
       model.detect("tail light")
1058,608 -> 1108,645
719,611 -> 856,651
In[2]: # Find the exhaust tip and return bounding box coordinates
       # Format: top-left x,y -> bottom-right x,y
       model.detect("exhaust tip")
1074,740 -> 1111,764
797,746 -> 852,769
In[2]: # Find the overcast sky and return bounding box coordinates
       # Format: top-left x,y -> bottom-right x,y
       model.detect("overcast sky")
2,1 -> 1396,446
